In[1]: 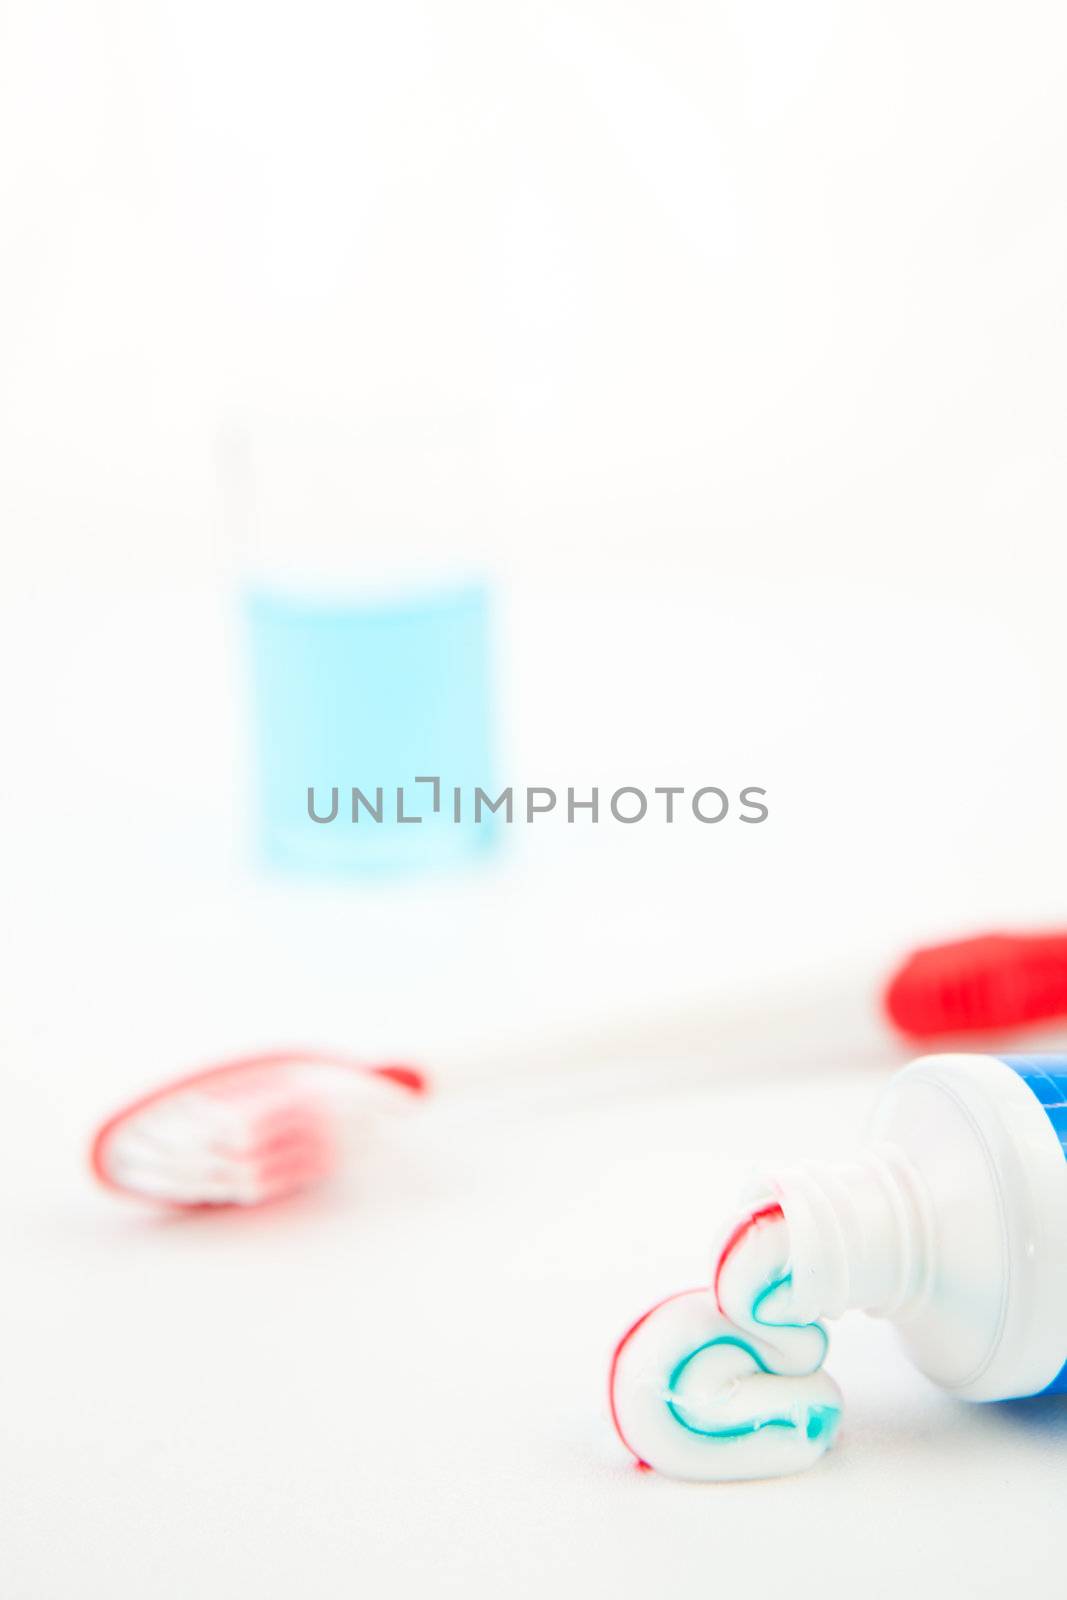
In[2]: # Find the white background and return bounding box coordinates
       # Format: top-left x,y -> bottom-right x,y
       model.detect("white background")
3,4 -> 1067,1596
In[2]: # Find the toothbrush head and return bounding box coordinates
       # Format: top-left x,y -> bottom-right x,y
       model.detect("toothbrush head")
89,1050 -> 426,1209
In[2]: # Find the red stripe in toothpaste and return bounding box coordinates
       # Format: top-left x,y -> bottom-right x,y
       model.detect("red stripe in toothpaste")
713,1202 -> 784,1313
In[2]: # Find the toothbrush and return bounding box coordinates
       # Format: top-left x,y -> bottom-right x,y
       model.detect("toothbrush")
90,1049 -> 426,1208
94,942 -> 959,1214
884,931 -> 1067,1039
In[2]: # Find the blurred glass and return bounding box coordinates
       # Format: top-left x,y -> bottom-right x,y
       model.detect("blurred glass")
220,415 -> 498,876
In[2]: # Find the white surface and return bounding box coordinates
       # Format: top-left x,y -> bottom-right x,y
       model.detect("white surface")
4,3 -> 1067,1593
4,562 -> 1067,1598
6,1050 -> 1067,1599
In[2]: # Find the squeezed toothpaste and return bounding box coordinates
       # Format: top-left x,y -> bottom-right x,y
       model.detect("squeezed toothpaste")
610,1204 -> 840,1480
611,1053 -> 1067,1481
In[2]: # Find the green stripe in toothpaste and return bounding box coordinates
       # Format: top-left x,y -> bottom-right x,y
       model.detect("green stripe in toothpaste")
665,1273 -> 838,1444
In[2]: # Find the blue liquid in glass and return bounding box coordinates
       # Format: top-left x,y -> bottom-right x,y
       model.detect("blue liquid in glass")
244,581 -> 498,875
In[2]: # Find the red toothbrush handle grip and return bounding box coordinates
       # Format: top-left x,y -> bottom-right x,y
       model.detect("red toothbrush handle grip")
884,932 -> 1067,1039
